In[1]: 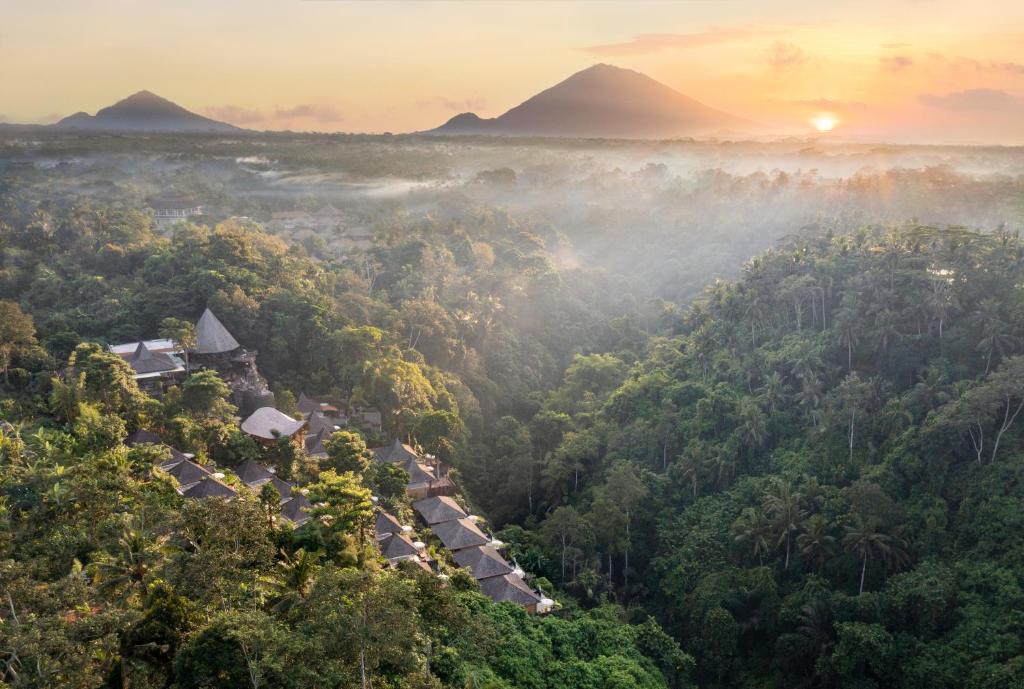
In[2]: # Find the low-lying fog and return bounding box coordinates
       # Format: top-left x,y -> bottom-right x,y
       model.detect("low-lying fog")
2,132 -> 1022,305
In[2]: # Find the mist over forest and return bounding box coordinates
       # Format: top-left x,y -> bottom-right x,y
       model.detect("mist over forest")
3,128 -> 1024,689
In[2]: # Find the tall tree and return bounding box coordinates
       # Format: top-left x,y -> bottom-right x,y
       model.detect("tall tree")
0,301 -> 37,385
764,480 -> 805,570
160,317 -> 197,373
842,517 -> 908,595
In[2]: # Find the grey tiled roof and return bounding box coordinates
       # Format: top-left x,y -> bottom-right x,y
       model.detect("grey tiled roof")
453,546 -> 513,580
161,458 -> 211,488
405,460 -> 436,486
266,476 -> 294,499
181,475 -> 237,499
304,428 -> 329,457
372,439 -> 420,464
127,429 -> 162,446
378,532 -> 420,560
375,511 -> 405,537
280,494 -> 311,525
431,518 -> 488,551
297,392 -> 320,415
128,341 -> 180,374
478,573 -> 541,606
234,459 -> 275,486
413,496 -> 467,525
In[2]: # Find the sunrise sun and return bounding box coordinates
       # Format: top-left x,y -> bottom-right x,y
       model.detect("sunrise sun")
812,115 -> 837,132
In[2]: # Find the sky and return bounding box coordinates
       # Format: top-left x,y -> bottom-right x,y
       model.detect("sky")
3,0 -> 1024,143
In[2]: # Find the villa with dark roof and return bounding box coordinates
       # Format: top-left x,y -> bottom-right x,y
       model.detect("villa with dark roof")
160,457 -> 213,493
413,496 -> 468,525
375,511 -> 406,538
181,475 -> 237,499
430,517 -> 489,551
108,308 -> 270,412
452,546 -> 513,581
478,574 -> 543,613
377,532 -> 421,563
280,493 -> 311,526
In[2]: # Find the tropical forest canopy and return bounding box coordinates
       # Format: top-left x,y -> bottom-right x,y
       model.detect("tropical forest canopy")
1,131 -> 1024,688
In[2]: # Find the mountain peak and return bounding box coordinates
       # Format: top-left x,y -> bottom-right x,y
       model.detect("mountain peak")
429,64 -> 746,139
121,90 -> 164,103
54,90 -> 238,133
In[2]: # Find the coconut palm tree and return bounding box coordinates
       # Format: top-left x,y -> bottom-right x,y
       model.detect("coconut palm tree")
260,548 -> 320,613
975,298 -> 1015,374
90,515 -> 164,602
764,480 -> 806,570
733,507 -> 772,566
842,517 -> 909,594
797,514 -> 836,573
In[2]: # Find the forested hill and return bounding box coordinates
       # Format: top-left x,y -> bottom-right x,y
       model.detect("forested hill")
0,204 -> 686,688
2,185 -> 1024,688
483,225 -> 1024,688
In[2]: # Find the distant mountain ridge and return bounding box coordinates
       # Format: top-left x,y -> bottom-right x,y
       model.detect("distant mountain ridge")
53,90 -> 238,133
428,64 -> 747,139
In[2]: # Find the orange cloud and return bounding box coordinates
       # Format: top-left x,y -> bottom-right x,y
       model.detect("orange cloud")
880,55 -> 915,71
766,42 -> 806,68
203,105 -> 264,125
919,89 -> 1022,111
202,103 -> 343,128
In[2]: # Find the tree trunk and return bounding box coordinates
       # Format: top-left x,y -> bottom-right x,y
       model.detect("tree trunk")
968,422 -> 985,464
849,409 -> 856,463
560,535 -> 567,583
527,460 -> 534,514
859,555 -> 867,595
990,396 -> 1024,464
784,534 -> 791,570
624,510 -> 630,589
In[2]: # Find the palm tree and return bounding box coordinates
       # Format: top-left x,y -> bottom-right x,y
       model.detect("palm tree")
759,372 -> 786,414
674,446 -> 705,500
797,514 -> 836,573
842,517 -> 909,594
735,396 -> 768,451
975,298 -> 1015,374
926,274 -> 958,350
260,548 -> 320,613
796,599 -> 835,663
798,373 -> 824,426
763,480 -> 805,570
833,304 -> 860,372
90,515 -> 164,602
160,317 -> 197,373
705,450 -> 735,491
733,507 -> 772,565
872,307 -> 902,358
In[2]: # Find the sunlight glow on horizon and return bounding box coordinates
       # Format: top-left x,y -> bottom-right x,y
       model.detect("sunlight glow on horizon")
3,1 -> 1024,143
